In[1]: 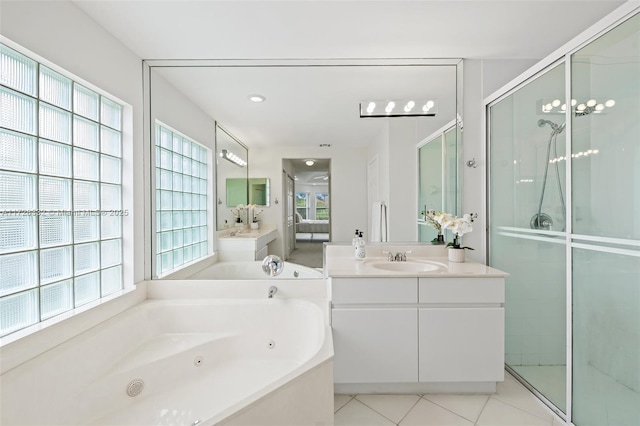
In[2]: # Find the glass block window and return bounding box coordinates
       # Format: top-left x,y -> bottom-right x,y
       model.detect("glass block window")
0,43 -> 125,337
155,123 -> 209,276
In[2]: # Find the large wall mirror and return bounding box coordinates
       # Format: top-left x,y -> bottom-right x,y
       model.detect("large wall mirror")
147,59 -> 462,244
215,125 -> 248,229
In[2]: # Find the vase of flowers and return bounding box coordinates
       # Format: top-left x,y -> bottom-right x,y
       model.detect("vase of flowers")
423,209 -> 445,244
434,212 -> 477,262
231,204 -> 246,226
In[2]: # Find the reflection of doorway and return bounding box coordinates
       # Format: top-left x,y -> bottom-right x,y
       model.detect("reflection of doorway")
284,159 -> 330,269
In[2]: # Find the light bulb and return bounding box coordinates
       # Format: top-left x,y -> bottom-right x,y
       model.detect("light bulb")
561,104 -> 567,111
595,104 -> 604,111
605,99 -> 616,107
385,101 -> 395,113
366,102 -> 376,113
552,99 -> 561,107
577,104 -> 586,111
587,99 -> 597,107
571,99 -> 577,106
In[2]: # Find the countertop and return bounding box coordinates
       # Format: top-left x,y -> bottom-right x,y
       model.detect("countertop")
217,224 -> 277,240
325,253 -> 509,278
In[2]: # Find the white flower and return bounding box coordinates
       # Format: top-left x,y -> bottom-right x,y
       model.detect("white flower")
434,212 -> 455,229
439,213 -> 475,237
236,204 -> 245,210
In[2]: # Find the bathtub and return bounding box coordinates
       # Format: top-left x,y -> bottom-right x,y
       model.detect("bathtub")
189,260 -> 323,279
0,298 -> 334,426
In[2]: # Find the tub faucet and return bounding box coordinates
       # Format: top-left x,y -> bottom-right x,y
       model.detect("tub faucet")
268,286 -> 278,298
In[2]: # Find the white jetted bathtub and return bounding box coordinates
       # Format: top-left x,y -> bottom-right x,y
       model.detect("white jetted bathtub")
1,298 -> 334,425
189,260 -> 323,279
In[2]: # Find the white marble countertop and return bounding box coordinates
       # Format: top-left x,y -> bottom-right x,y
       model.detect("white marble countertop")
324,243 -> 509,278
325,256 -> 509,278
217,224 -> 277,240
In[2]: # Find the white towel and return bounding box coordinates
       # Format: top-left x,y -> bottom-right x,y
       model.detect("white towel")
371,201 -> 388,242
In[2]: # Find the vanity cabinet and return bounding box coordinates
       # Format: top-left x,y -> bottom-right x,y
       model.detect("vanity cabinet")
216,227 -> 277,261
331,278 -> 418,383
331,275 -> 505,392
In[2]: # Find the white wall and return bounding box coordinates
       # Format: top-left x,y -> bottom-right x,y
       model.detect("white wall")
0,0 -> 145,284
250,145 -> 368,258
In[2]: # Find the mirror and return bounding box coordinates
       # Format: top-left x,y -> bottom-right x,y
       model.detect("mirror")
216,125 -> 248,230
417,120 -> 461,242
225,178 -> 248,207
249,178 -> 270,206
149,60 -> 462,241
224,177 -> 270,207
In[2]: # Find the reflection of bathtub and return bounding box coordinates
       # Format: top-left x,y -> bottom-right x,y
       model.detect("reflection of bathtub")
0,298 -> 334,426
189,260 -> 323,279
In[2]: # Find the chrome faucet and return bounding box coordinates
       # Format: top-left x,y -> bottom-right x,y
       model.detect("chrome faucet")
394,252 -> 407,262
268,286 -> 278,298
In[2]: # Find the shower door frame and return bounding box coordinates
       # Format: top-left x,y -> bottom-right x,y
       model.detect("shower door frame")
483,3 -> 640,424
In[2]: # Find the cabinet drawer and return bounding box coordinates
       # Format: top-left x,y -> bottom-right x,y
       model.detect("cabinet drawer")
331,277 -> 417,304
419,278 -> 504,304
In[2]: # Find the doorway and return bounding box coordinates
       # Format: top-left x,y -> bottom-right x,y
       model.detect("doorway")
283,158 -> 331,269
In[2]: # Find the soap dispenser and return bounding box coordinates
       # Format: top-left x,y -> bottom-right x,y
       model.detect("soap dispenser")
355,231 -> 366,260
352,229 -> 359,246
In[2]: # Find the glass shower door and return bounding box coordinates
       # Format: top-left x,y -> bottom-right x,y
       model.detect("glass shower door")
489,63 -> 568,413
570,13 -> 640,426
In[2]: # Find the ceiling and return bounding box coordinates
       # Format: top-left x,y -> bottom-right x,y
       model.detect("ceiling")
289,158 -> 331,185
73,0 -> 627,149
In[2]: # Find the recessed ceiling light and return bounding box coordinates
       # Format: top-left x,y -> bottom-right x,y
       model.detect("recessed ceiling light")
305,160 -> 315,166
248,94 -> 265,103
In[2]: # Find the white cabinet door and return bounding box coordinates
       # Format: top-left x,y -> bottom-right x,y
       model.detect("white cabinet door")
419,308 -> 504,382
333,308 -> 418,383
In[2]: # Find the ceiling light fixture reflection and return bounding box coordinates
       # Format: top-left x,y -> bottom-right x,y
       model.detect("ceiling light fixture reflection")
219,149 -> 247,167
360,98 -> 438,118
539,97 -> 616,116
248,94 -> 265,103
305,160 -> 315,166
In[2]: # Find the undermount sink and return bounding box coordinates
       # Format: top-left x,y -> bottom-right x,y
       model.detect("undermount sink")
368,260 -> 445,272
234,231 -> 261,238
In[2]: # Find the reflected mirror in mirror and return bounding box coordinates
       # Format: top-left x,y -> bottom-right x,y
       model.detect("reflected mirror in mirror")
418,120 -> 461,243
216,125 -> 248,230
249,178 -> 270,206
226,178 -> 248,207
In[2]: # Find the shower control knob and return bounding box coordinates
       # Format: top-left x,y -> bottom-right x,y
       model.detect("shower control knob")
262,255 -> 284,277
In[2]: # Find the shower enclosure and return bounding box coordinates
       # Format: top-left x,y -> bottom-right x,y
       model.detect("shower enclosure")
487,9 -> 639,425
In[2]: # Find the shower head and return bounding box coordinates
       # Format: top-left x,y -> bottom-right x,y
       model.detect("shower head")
538,119 -> 565,134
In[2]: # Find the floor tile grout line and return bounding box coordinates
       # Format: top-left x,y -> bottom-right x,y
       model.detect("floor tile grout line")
418,395 -> 478,425
489,395 -> 555,424
354,394 -> 421,425
333,395 -> 355,415
474,394 -> 492,425
396,395 -> 424,425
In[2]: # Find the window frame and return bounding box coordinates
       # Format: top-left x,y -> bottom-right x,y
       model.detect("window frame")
296,191 -> 310,220
0,41 -> 132,338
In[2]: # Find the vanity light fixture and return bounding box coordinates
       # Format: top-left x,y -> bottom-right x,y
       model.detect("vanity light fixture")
305,160 -> 315,166
539,97 -> 615,116
219,149 -> 247,167
360,98 -> 438,118
248,94 -> 265,103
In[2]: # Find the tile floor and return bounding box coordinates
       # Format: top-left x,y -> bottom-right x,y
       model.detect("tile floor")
334,372 -> 566,425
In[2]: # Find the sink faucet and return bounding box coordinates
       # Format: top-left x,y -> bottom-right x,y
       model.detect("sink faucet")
394,252 -> 406,262
268,286 -> 278,298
